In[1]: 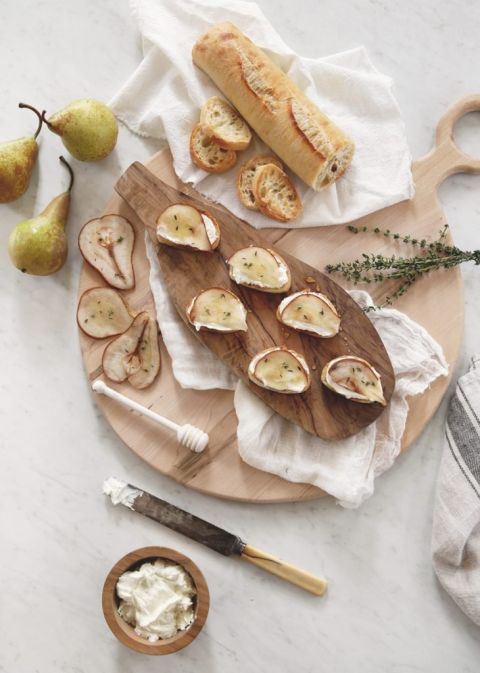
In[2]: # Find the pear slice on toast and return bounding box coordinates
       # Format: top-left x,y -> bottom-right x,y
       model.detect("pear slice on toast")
77,287 -> 134,338
227,246 -> 291,293
79,214 -> 135,290
248,346 -> 310,394
321,355 -> 386,406
187,287 -> 248,333
277,290 -> 340,338
156,204 -> 220,252
102,312 -> 160,389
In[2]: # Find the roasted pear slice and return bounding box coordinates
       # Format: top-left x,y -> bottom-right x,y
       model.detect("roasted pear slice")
156,204 -> 220,251
321,355 -> 386,406
187,287 -> 248,333
77,287 -> 133,338
277,290 -> 340,338
102,312 -> 160,389
128,316 -> 161,389
227,246 -> 291,293
248,346 -> 310,394
79,214 -> 135,290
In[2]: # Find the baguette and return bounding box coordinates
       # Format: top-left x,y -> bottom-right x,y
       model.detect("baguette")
190,123 -> 237,173
192,23 -> 355,190
200,96 -> 251,150
237,154 -> 283,210
253,163 -> 302,222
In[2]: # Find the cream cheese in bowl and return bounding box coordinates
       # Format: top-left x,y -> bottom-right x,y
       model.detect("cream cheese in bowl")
116,559 -> 197,642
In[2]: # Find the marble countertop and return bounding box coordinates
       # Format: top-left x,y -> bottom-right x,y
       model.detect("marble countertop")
1,0 -> 480,671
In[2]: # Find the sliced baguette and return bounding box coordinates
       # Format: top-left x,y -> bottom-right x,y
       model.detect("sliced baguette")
200,96 -> 251,151
156,203 -> 220,252
190,123 -> 237,173
227,245 -> 291,293
237,154 -> 283,210
192,23 -> 355,190
253,164 -> 302,222
248,346 -> 311,394
186,287 -> 248,333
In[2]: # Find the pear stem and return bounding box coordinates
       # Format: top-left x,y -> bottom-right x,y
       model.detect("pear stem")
18,102 -> 44,139
59,156 -> 74,193
41,110 -> 53,131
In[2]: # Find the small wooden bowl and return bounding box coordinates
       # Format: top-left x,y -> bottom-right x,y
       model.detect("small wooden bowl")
102,546 -> 209,655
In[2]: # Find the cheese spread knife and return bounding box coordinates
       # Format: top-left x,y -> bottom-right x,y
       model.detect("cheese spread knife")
103,478 -> 327,596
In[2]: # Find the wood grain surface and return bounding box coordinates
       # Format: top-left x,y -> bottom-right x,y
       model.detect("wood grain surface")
78,95 -> 480,502
102,546 -> 209,655
114,162 -> 395,440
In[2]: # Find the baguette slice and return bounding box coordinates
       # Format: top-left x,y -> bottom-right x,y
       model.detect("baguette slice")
237,154 -> 283,210
187,287 -> 248,333
277,290 -> 340,338
253,164 -> 302,222
156,204 -> 220,252
248,346 -> 311,394
77,287 -> 134,339
200,96 -> 251,150
227,245 -> 291,293
190,123 -> 237,173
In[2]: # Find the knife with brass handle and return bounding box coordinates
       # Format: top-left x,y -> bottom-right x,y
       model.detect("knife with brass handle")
103,478 -> 327,596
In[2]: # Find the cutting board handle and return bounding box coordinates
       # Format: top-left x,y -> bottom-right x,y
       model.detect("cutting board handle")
414,94 -> 480,188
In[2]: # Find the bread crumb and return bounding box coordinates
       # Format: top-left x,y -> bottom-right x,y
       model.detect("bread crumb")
305,276 -> 315,284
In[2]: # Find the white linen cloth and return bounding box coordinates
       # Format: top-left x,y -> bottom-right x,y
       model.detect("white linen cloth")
432,356 -> 480,625
110,0 -> 414,229
145,236 -> 448,508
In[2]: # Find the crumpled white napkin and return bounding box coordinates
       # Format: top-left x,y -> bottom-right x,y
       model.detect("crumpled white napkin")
432,356 -> 480,625
145,236 -> 448,508
111,0 -> 414,229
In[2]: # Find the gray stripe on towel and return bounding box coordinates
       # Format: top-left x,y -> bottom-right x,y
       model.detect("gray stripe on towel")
448,393 -> 480,486
446,428 -> 480,499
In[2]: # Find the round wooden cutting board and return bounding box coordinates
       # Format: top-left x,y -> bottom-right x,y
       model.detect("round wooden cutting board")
78,95 -> 480,503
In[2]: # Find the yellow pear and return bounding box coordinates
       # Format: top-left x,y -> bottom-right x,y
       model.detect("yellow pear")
44,99 -> 118,161
0,103 -> 43,203
8,157 -> 74,276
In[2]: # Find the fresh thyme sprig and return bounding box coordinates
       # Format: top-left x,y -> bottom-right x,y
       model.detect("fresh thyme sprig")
326,224 -> 480,311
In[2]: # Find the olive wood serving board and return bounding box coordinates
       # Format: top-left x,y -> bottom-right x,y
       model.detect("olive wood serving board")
78,95 -> 480,502
114,162 -> 395,440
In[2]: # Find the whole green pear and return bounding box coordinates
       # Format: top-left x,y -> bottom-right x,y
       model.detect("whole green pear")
0,103 -> 43,203
44,99 -> 118,161
8,157 -> 74,276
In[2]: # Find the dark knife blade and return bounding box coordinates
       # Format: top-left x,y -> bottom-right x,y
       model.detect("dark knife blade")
129,485 -> 245,557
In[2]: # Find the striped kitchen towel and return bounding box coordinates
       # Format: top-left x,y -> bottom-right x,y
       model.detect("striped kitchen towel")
432,355 -> 480,626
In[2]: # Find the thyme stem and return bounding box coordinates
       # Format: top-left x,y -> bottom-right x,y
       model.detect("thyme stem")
326,225 -> 480,311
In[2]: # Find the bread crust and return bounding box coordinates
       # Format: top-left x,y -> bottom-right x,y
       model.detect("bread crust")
189,123 -> 237,173
253,164 -> 302,222
236,154 -> 283,210
192,23 -> 354,190
200,96 -> 252,150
